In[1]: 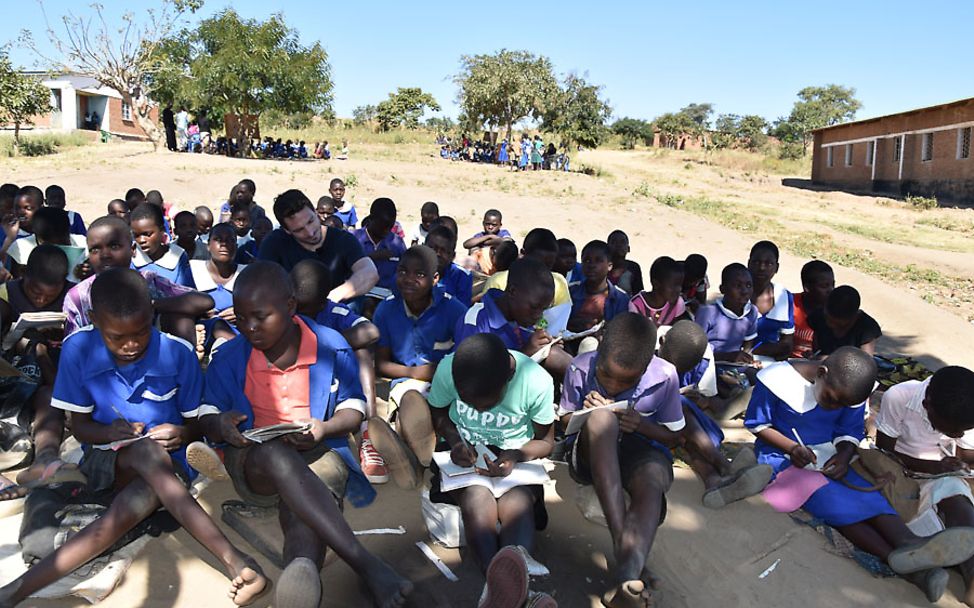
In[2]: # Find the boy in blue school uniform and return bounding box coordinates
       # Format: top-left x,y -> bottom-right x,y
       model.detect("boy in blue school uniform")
354,198 -> 406,295
567,240 -> 629,334
425,225 -> 473,306
130,203 -> 195,288
0,269 -> 268,607
200,262 -> 412,608
370,246 -> 467,486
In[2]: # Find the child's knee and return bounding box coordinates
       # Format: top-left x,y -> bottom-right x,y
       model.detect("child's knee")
585,408 -> 620,434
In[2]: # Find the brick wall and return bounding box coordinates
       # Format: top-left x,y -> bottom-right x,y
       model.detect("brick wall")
106,98 -> 158,139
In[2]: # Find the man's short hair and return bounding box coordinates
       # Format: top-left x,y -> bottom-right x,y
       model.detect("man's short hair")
272,189 -> 315,225
88,215 -> 133,240
26,244 -> 68,286
400,245 -> 438,275
580,240 -> 610,260
427,225 -> 457,250
91,268 -> 151,319
660,320 -> 708,373
822,346 -> 877,404
721,262 -> 750,285
194,206 -> 214,221
826,285 -> 860,319
453,333 -> 510,400
507,256 -> 553,295
236,260 -> 294,300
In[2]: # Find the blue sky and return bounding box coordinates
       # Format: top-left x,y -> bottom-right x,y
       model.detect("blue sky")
7,1 -> 973,124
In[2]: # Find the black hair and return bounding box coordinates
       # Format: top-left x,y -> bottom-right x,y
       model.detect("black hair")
130,203 -> 165,230
88,215 -> 133,240
273,189 -> 315,225
826,285 -> 860,319
607,229 -> 628,243
484,209 -> 502,221
749,240 -> 780,262
208,222 -> 236,246
26,243 -> 68,286
290,258 -> 333,309
557,238 -> 576,253
0,184 -> 18,204
323,215 -> 344,230
230,203 -> 252,217
801,260 -> 834,286
369,197 -> 397,221
173,210 -> 196,226
453,333 -> 510,403
236,260 -> 294,300
684,254 -> 708,279
91,267 -> 152,319
44,184 -> 65,202
522,228 -> 557,256
822,346 -> 877,403
659,320 -> 708,374
927,366 -> 974,431
238,179 -> 256,195
329,178 -> 345,189
430,215 -> 458,236
32,207 -> 71,244
16,186 -> 43,206
194,206 -> 214,221
581,239 -> 610,259
426,225 -> 457,250
507,256 -> 553,295
124,188 -> 146,206
492,240 -> 518,272
649,256 -> 682,284
421,201 -> 439,215
600,312 -> 656,372
145,190 -> 164,207
721,262 -> 750,285
400,245 -> 439,275
317,195 -> 336,209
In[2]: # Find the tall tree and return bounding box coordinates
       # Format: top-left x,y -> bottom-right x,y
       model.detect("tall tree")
713,113 -> 768,150
454,49 -> 559,141
542,73 -> 611,150
0,49 -> 51,153
20,0 -> 202,151
611,117 -> 654,149
375,87 -> 440,131
773,84 -> 862,156
352,104 -> 378,125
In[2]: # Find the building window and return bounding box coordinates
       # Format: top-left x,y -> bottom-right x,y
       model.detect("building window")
921,133 -> 934,162
845,144 -> 853,166
893,137 -> 902,162
121,101 -> 132,121
866,141 -> 874,166
826,147 -> 833,168
958,127 -> 971,160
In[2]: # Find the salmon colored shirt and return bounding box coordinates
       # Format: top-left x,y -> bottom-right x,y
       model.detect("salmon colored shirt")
791,293 -> 815,358
245,317 -> 317,428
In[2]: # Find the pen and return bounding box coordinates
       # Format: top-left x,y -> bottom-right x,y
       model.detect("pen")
747,341 -> 764,355
792,427 -> 805,448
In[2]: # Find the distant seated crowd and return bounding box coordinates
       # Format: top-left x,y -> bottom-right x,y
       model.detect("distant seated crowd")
438,133 -> 570,171
0,175 -> 970,608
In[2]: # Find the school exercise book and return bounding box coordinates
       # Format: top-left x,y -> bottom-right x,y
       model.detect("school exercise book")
432,451 -> 549,498
242,422 -> 313,444
564,401 -> 630,436
2,312 -> 66,351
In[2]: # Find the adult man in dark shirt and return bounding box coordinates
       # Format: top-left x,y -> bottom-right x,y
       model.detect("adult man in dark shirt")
258,189 -> 378,302
162,103 -> 177,152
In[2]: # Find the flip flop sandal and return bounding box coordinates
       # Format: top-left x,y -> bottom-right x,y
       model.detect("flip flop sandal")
0,477 -> 25,500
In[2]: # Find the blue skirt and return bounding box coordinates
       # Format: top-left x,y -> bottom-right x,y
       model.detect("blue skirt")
682,397 -> 724,448
803,468 -> 897,527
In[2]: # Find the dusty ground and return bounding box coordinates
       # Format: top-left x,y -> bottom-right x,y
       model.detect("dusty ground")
5,141 -> 974,607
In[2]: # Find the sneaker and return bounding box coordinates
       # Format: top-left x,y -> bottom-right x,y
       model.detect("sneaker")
367,417 -> 421,489
477,546 -> 529,608
186,441 -> 229,481
729,445 -> 758,473
359,430 -> 389,484
513,545 -> 550,577
525,591 -> 557,608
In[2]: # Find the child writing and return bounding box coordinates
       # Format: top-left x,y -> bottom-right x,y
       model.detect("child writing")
747,240 -> 794,361
745,347 -> 974,602
425,225 -> 473,306
629,255 -> 689,328
606,230 -> 643,296
130,203 -> 195,288
409,201 -> 439,246
0,268 -> 268,607
200,262 -> 412,608
809,285 -> 882,357
681,253 -> 709,315
792,260 -> 834,358
567,239 -> 629,334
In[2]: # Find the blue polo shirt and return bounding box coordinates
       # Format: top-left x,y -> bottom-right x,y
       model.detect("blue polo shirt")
51,326 -> 204,479
437,263 -> 473,307
453,288 -> 533,352
373,288 -> 467,367
568,280 -> 630,323
316,300 -> 368,333
353,228 -> 406,291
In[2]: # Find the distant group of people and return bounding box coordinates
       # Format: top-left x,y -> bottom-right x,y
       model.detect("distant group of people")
437,133 -> 570,171
161,104 -> 211,153
243,138 -> 350,161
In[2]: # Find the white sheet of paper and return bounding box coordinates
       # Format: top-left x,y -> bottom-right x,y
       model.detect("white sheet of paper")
564,401 -> 630,435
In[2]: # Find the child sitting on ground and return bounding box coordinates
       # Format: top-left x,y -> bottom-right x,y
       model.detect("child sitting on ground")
354,198 -> 407,296
317,196 -> 337,226
809,285 -> 882,357
694,263 -> 758,365
425,225 -> 473,306
245,216 -> 273,263
130,203 -> 195,288
747,240 -> 794,361
370,246 -> 467,486
792,260 -> 834,358
606,230 -> 643,296
200,262 -> 412,608
369,333 -> 555,606
745,347 -> 974,602
330,178 -> 358,228
0,268 -> 268,607
291,258 -> 385,484
567,240 -> 629,336
43,185 -> 86,236
410,201 -> 439,246
462,209 -> 511,274
13,186 -> 43,240
8,207 -> 87,279
189,223 -> 243,331
174,210 -> 208,261
558,313 -> 682,607
490,240 -> 518,275
555,237 -> 582,283
630,256 -> 689,328
230,204 -> 256,264
876,366 -> 974,605
107,199 -> 130,223
195,205 -> 214,241
681,253 -> 709,315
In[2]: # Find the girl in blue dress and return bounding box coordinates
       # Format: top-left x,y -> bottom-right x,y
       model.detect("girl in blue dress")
519,135 -> 530,171
497,139 -> 508,165
745,348 -> 974,602
748,240 -> 794,362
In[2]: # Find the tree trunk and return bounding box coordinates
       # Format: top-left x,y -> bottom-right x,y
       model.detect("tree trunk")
124,91 -> 164,152
13,123 -> 20,155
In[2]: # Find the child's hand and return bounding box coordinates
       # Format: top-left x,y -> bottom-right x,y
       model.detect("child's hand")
450,441 -> 477,467
583,391 -> 610,410
524,330 -> 552,357
788,444 -> 817,468
940,457 -> 969,473
285,419 -> 325,450
476,450 -> 517,478
219,411 -> 250,448
730,350 -> 754,365
108,419 -> 143,442
150,423 -> 187,452
217,307 -> 237,325
821,454 -> 849,480
615,408 -> 642,434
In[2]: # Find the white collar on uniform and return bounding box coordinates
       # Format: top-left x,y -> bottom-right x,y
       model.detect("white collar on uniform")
761,283 -> 791,322
236,233 -> 253,247
133,243 -> 184,270
757,362 -> 819,414
337,200 -> 354,213
716,298 -> 753,320
905,376 -> 933,414
189,259 -> 241,292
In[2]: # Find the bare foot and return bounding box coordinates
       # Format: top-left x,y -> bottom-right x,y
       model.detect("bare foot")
0,475 -> 25,502
364,559 -> 413,608
602,579 -> 651,608
227,559 -> 269,607
15,460 -> 85,489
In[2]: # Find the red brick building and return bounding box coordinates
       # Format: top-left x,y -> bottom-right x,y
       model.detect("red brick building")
811,97 -> 974,203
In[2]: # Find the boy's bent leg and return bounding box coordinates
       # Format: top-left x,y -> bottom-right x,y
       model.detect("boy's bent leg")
13,386 -> 75,489
496,486 -> 537,554
455,485 -> 501,573
615,452 -> 671,585
396,390 -> 436,467
578,409 -> 628,544
277,502 -> 325,608
241,441 -> 412,607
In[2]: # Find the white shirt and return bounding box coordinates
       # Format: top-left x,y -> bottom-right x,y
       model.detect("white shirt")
876,378 -> 974,460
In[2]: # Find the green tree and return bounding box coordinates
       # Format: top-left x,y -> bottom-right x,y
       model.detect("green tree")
0,50 -> 51,153
773,84 -> 862,156
375,87 -> 440,131
542,74 -> 611,150
713,113 -> 768,150
20,0 -> 202,151
454,49 -> 559,142
159,9 -> 332,155
352,104 -> 377,125
425,116 -> 455,132
611,117 -> 654,149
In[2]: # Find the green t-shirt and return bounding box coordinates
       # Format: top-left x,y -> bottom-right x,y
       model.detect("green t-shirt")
428,350 -> 555,450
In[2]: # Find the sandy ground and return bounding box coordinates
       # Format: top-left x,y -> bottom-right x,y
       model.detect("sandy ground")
5,141 -> 974,607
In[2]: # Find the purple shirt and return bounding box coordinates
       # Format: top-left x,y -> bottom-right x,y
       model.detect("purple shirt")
693,298 -> 759,354
63,270 -> 194,337
353,228 -> 406,291
558,351 -> 685,431
453,288 -> 532,352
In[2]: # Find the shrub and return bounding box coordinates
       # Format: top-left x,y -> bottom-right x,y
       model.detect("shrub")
906,194 -> 938,211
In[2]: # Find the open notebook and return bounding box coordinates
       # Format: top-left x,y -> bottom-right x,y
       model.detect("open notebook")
242,422 -> 312,444
2,312 -> 66,351
433,451 -> 549,498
